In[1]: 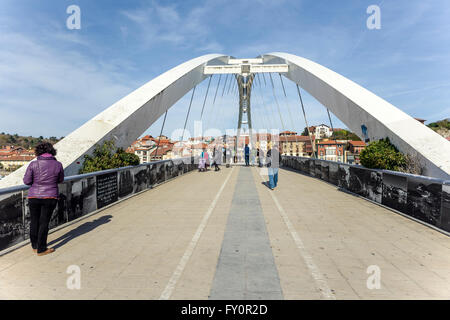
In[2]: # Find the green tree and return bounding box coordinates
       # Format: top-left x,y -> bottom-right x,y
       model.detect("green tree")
427,119 -> 450,130
360,138 -> 406,171
8,135 -> 16,143
79,140 -> 140,174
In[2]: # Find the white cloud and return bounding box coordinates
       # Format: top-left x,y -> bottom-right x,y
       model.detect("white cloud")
120,1 -> 213,50
0,31 -> 137,137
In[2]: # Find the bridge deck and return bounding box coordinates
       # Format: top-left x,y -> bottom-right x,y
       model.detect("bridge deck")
1,166 -> 449,300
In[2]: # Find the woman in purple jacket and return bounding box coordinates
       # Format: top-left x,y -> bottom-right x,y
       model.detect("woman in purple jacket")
23,142 -> 64,256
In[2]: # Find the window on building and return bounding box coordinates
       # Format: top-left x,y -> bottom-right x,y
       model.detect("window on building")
326,147 -> 336,155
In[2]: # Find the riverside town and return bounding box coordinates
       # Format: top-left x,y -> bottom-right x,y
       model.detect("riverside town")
0,0 -> 449,316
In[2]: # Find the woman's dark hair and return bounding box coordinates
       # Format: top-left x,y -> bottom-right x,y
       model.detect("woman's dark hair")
35,142 -> 57,156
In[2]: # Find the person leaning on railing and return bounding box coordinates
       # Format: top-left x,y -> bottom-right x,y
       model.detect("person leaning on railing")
23,142 -> 64,256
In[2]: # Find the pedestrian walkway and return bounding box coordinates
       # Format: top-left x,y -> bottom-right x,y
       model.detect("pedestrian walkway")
210,167 -> 282,299
0,166 -> 449,300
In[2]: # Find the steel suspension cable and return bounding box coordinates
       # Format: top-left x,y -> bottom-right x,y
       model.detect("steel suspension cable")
208,74 -> 230,136
227,73 -> 234,95
255,73 -> 276,131
204,74 -> 222,133
326,108 -> 340,161
295,84 -> 316,158
268,72 -> 287,132
261,72 -> 267,86
200,75 -> 213,120
209,73 -> 229,135
222,74 -> 229,97
279,73 -> 299,155
154,109 -> 168,161
252,76 -> 269,131
213,74 -> 222,104
257,75 -> 272,131
255,74 -> 273,149
199,75 -> 214,143
181,86 -> 196,145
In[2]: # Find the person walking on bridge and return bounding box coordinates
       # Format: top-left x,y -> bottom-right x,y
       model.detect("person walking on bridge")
225,146 -> 231,167
244,144 -> 250,166
199,148 -> 208,172
23,142 -> 64,256
212,145 -> 222,171
266,144 -> 282,190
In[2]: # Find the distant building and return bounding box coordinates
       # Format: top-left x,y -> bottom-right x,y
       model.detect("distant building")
308,124 -> 333,139
149,144 -> 174,161
134,147 -> 153,163
346,141 -> 366,164
127,135 -> 174,163
317,140 -> 347,162
0,146 -> 35,171
280,135 -> 315,157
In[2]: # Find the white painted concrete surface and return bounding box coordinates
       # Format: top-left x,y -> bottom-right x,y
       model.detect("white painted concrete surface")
264,52 -> 450,179
2,52 -> 448,189
0,54 -> 228,188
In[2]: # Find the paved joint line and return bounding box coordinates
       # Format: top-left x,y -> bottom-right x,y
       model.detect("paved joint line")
258,170 -> 336,300
159,167 -> 235,300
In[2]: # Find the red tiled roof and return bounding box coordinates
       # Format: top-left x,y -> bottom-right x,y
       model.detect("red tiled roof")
191,143 -> 209,149
348,141 -> 366,147
150,145 -> 173,156
280,135 -> 313,142
0,155 -> 34,161
317,141 -> 344,145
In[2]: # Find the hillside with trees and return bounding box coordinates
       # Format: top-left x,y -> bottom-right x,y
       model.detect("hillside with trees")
331,129 -> 361,141
427,118 -> 450,138
0,132 -> 62,149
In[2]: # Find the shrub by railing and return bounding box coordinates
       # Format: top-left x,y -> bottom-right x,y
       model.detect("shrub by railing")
282,156 -> 450,234
0,157 -> 197,252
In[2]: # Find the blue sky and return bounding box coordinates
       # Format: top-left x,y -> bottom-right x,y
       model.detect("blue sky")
0,0 -> 449,139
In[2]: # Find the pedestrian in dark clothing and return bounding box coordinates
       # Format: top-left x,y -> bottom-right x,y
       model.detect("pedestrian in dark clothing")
212,146 -> 222,171
23,142 -> 64,256
266,145 -> 282,190
244,144 -> 250,166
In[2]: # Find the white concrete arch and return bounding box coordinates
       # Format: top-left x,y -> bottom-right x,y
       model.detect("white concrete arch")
0,54 -> 228,188
1,52 -> 449,188
263,52 -> 450,179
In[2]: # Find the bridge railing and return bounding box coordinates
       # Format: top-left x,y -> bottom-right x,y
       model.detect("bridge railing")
0,157 -> 197,252
282,156 -> 450,234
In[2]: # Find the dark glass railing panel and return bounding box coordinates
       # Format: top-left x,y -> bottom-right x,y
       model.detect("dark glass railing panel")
0,157 -> 196,252
282,156 -> 449,233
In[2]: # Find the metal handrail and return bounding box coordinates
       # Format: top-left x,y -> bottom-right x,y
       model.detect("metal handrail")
282,155 -> 450,184
0,157 -> 193,196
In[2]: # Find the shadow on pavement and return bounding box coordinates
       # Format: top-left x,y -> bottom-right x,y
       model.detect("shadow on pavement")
261,181 -> 272,190
48,215 -> 113,249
